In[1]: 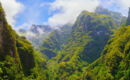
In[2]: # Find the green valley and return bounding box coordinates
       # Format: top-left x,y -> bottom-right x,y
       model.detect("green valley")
0,1 -> 130,80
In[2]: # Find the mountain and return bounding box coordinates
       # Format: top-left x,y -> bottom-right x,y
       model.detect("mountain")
56,10 -> 117,63
0,3 -> 34,79
52,8 -> 130,80
38,9 -> 120,79
82,25 -> 130,80
0,4 -> 49,80
19,24 -> 54,48
95,6 -> 126,27
40,7 -> 126,63
52,11 -> 118,80
0,4 -> 20,63
37,7 -> 129,80
1,1 -> 129,79
36,6 -> 129,80
16,35 -> 36,75
39,24 -> 72,59
81,7 -> 130,80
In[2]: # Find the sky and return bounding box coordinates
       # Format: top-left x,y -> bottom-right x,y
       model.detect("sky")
0,0 -> 130,30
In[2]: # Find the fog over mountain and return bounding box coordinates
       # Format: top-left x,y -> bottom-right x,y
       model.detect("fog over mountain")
0,1 -> 130,80
18,6 -> 126,48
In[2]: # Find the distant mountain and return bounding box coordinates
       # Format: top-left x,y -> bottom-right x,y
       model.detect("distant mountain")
40,7 -> 126,62
36,6 -> 129,79
38,9 -> 120,79
95,6 -> 126,27
29,24 -> 52,34
20,7 -> 126,49
19,24 -> 54,48
1,2 -> 129,80
39,24 -> 72,59
19,28 -> 26,33
52,8 -> 129,80
56,10 -> 117,64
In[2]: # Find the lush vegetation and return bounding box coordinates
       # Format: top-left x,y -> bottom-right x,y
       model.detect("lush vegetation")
0,4 -> 49,80
49,10 -> 118,80
39,25 -> 72,59
82,25 -> 130,80
95,6 -> 126,27
0,2 -> 129,80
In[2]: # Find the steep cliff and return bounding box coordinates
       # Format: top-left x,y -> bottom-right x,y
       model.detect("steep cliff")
0,3 -> 36,77
0,3 -> 20,64
82,25 -> 130,80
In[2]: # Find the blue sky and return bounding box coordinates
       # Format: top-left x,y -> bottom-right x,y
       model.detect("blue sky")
0,0 -> 130,30
15,0 -> 55,29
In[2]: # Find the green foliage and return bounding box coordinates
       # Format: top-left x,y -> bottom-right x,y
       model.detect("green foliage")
55,61 -> 87,80
39,10 -> 119,80
0,4 -> 37,79
95,6 -> 126,27
0,3 -> 20,64
39,25 -> 72,59
33,51 -> 49,80
0,56 -> 24,80
57,11 -> 117,64
22,51 -> 49,80
82,26 -> 130,80
16,36 -> 35,76
0,3 -> 130,80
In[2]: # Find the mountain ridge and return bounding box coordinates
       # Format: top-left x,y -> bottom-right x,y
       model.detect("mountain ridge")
0,3 -> 129,80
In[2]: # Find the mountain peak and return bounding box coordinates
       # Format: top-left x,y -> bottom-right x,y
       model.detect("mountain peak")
95,6 -> 122,17
30,24 -> 53,33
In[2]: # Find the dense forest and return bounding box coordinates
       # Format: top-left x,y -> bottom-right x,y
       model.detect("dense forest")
0,2 -> 130,80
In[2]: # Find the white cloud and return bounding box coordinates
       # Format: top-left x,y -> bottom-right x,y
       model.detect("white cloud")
119,0 -> 130,10
45,0 -> 130,28
16,23 -> 30,31
40,2 -> 51,7
46,0 -> 100,28
116,0 -> 130,16
100,0 -> 130,16
0,0 -> 24,26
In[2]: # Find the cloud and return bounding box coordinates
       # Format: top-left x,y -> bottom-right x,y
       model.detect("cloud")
0,0 -> 24,26
119,0 -> 130,10
15,23 -> 30,31
45,0 -> 100,28
100,0 -> 130,16
45,0 -> 130,28
40,2 -> 51,7
116,0 -> 130,16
